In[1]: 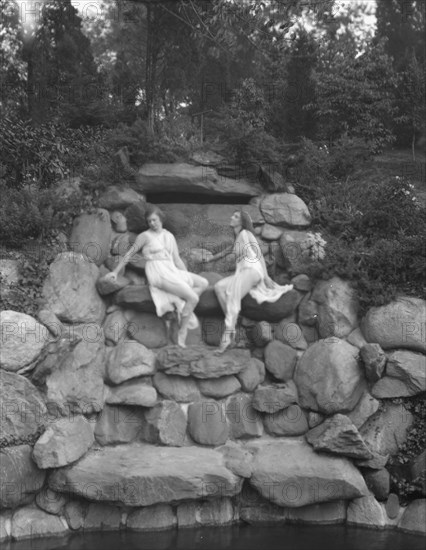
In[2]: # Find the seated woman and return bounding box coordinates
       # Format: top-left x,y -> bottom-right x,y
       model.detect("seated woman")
106,205 -> 208,347
204,210 -> 293,353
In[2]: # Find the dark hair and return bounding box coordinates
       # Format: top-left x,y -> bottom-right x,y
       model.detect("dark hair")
145,204 -> 166,224
236,209 -> 255,234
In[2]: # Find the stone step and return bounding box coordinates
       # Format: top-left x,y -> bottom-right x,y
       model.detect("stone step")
48,443 -> 242,507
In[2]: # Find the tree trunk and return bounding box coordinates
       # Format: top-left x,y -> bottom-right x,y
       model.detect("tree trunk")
145,3 -> 154,132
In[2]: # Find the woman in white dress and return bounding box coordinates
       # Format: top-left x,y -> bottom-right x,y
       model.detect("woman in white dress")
205,210 -> 293,353
106,205 -> 208,347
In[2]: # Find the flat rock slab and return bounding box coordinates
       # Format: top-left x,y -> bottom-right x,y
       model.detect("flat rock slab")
248,438 -> 368,508
48,443 -> 242,506
156,345 -> 251,379
135,163 -> 263,197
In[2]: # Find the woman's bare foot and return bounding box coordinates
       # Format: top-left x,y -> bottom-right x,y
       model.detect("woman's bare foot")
215,331 -> 235,354
177,326 -> 188,348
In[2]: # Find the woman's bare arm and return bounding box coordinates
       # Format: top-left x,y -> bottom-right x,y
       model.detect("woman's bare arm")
204,244 -> 234,263
109,233 -> 146,277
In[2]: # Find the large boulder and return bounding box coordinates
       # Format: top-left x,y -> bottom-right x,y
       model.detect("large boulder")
371,350 -> 426,398
346,390 -> 380,429
42,252 -> 106,324
0,370 -> 47,442
135,163 -> 263,197
347,496 -> 387,528
128,503 -> 176,531
306,414 -> 373,460
360,402 -> 414,456
260,193 -> 311,228
0,311 -> 49,373
32,415 -> 94,468
263,405 -> 309,436
48,443 -> 242,506
156,345 -> 251,379
241,289 -> 303,323
398,499 -> 426,536
361,297 -> 426,353
294,339 -> 364,414
105,341 -> 156,385
11,505 -> 68,540
310,277 -> 359,339
69,209 -> 112,266
98,186 -> 145,210
31,338 -> 105,416
0,445 -> 46,509
248,438 -> 368,507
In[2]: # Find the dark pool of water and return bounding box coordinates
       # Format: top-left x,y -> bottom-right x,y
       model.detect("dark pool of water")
4,524 -> 425,550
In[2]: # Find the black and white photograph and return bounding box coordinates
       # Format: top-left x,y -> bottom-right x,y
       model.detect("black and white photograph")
0,1 -> 425,548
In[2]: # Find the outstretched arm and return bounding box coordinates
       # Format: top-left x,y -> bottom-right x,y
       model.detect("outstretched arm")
203,244 -> 234,263
108,233 -> 146,279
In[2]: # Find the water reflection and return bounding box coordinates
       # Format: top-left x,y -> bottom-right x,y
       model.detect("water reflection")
4,524 -> 425,550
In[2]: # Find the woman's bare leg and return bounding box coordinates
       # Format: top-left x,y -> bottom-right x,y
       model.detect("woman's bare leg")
158,279 -> 199,347
215,270 -> 262,353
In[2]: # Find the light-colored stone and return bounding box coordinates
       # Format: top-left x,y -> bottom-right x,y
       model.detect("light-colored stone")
346,327 -> 368,348
42,252 -> 106,324
248,438 -> 368,507
294,339 -> 364,414
11,505 -> 68,540
226,393 -> 263,439
0,259 -> 19,285
311,277 -> 359,339
347,495 -> 387,528
0,370 -> 47,441
306,414 -> 373,460
291,274 -> 313,292
215,441 -> 253,478
261,224 -> 283,240
361,297 -> 426,353
0,445 -> 46,508
33,415 -> 94,468
84,503 -> 122,531
360,402 -> 414,456
96,272 -> 129,295
264,404 -> 309,436
94,404 -> 144,445
110,211 -> 128,232
0,311 -> 49,372
156,345 -> 251,379
103,309 -> 128,345
142,401 -> 187,446
198,376 -> 241,398
308,412 -> 324,429
372,350 -> 426,397
153,372 -> 201,402
188,401 -> 229,445
0,511 -> 11,541
49,443 -> 242,506
105,340 -> 156,385
105,380 -> 157,407
260,193 -> 311,228
264,340 -> 298,381
31,338 -> 105,416
127,504 -> 176,531
279,230 -> 314,273
237,358 -> 265,392
397,499 -> 426,535
37,308 -> 63,338
346,390 -> 380,429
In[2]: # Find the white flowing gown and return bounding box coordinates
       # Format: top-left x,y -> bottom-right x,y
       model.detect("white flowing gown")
215,229 -> 293,331
143,229 -> 198,328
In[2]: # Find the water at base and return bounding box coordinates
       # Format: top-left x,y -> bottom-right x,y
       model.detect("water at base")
5,524 -> 425,550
